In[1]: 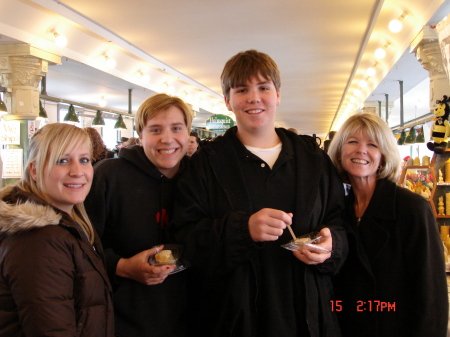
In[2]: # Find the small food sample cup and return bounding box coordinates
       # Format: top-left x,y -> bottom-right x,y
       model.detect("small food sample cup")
281,232 -> 331,254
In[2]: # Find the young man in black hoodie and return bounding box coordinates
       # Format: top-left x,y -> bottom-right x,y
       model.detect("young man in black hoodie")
85,93 -> 192,337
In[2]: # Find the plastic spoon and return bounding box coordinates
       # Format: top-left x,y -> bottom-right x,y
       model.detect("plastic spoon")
287,224 -> 296,241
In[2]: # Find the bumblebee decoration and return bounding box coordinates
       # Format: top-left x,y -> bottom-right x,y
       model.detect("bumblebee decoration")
427,95 -> 450,154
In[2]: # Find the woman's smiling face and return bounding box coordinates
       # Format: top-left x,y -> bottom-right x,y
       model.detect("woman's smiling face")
341,130 -> 382,183
31,143 -> 93,214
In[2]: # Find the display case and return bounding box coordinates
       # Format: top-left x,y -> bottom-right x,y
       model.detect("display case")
398,164 -> 433,202
428,150 -> 450,220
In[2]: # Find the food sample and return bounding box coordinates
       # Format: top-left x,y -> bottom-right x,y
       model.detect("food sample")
294,237 -> 310,243
155,250 -> 174,263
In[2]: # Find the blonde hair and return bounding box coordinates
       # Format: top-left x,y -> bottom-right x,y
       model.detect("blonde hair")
17,123 -> 95,243
135,93 -> 193,136
327,112 -> 401,183
221,49 -> 281,99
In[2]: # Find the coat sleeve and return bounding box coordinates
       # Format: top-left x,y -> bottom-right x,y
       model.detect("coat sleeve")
3,227 -> 78,336
171,153 -> 260,276
401,193 -> 448,336
310,150 -> 348,275
84,162 -> 122,284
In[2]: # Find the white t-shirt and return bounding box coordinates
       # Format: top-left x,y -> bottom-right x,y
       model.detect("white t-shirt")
245,142 -> 282,169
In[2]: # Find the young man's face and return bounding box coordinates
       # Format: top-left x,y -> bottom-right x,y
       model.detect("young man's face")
139,106 -> 189,178
224,74 -> 280,134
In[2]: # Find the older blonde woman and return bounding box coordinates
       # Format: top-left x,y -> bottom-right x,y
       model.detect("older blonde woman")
328,113 -> 447,337
0,123 -> 114,336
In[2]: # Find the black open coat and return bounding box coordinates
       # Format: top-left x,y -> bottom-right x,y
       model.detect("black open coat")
333,178 -> 448,337
172,127 -> 348,337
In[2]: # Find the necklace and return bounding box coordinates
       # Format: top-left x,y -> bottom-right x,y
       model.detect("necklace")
356,216 -> 362,226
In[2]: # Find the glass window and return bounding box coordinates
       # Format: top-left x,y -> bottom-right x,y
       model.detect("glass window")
103,118 -> 119,151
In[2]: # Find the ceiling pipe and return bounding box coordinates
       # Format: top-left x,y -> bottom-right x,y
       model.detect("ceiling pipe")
399,80 -> 404,127
128,88 -> 132,114
385,94 -> 389,122
40,94 -> 134,117
40,75 -> 47,95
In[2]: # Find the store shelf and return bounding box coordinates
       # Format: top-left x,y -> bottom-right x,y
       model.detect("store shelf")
429,151 -> 450,220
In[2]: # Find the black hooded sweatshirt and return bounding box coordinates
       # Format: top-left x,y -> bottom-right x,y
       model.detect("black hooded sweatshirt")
85,145 -> 189,337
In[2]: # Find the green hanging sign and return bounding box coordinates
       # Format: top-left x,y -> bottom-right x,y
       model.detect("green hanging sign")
205,114 -> 235,132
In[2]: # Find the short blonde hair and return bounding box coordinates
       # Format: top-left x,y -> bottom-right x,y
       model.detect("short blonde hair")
135,93 -> 193,136
327,112 -> 401,183
18,123 -> 95,243
221,49 -> 281,99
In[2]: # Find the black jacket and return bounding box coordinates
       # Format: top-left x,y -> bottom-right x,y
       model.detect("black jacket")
333,178 -> 448,337
172,127 -> 348,337
85,145 -> 189,337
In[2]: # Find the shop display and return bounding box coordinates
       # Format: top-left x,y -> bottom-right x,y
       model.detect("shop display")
427,95 -> 450,154
428,151 -> 450,218
398,155 -> 434,200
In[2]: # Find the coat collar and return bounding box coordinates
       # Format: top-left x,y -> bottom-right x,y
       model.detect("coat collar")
0,185 -> 112,292
363,178 -> 397,221
346,178 -> 398,264
0,185 -> 62,235
205,127 -> 324,230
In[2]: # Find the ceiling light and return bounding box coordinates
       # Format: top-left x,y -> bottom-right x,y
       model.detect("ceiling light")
375,42 -> 391,60
389,10 -> 410,33
375,48 -> 386,59
63,104 -> 79,124
163,82 -> 175,95
114,115 -> 127,130
103,54 -> 116,69
92,110 -> 105,127
48,28 -> 67,47
183,90 -> 193,104
354,89 -> 362,96
137,70 -> 150,84
366,67 -> 376,77
359,79 -> 368,88
99,96 -> 107,107
54,34 -> 67,47
389,19 -> 403,33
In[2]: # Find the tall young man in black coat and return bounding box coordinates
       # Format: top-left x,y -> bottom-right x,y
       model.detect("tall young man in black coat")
172,50 -> 348,337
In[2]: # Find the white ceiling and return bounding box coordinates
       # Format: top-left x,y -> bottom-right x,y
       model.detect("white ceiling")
1,0 -> 450,138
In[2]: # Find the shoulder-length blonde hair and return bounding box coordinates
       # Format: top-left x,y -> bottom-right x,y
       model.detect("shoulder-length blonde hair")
17,123 -> 95,243
327,112 -> 401,183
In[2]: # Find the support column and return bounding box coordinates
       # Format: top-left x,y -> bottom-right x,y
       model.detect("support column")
411,26 -> 450,111
0,44 -> 60,186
